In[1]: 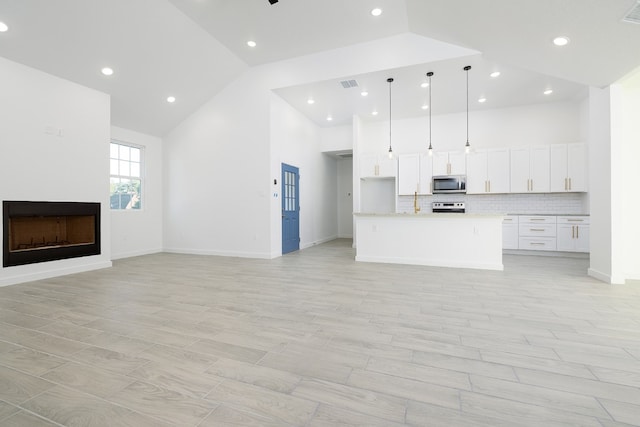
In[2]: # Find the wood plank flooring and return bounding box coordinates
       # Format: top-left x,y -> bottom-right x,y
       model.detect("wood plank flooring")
1,238 -> 640,426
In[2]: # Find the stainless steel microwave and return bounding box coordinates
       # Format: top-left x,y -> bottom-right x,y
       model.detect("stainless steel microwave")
432,175 -> 466,194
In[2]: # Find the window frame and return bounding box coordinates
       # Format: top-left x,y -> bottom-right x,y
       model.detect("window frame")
109,139 -> 145,211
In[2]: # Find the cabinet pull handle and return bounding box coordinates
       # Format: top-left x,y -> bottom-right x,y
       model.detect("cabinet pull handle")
530,228 -> 545,232
489,181 -> 491,192
530,179 -> 534,191
576,225 -> 579,238
530,242 -> 545,246
567,219 -> 584,222
530,218 -> 546,221
572,225 -> 575,239
569,178 -> 572,190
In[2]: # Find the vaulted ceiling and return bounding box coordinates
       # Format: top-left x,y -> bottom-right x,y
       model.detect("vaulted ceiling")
1,0 -> 639,136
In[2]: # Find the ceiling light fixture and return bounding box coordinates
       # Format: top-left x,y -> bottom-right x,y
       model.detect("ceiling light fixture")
307,98 -> 315,104
553,36 -> 570,46
421,82 -> 429,88
247,40 -> 257,47
326,115 -> 333,121
464,65 -> 472,154
167,96 -> 176,103
490,71 -> 501,78
361,91 -> 368,97
371,8 -> 382,16
101,67 -> 114,76
0,22 -> 8,32
544,89 -> 553,95
427,71 -> 434,156
478,97 -> 486,103
387,77 -> 394,159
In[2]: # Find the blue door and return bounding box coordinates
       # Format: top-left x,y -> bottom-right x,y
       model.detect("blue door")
282,163 -> 300,254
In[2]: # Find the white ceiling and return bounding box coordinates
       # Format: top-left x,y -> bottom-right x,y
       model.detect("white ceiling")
0,0 -> 639,136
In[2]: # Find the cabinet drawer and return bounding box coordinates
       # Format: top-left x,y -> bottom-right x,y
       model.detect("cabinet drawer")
519,223 -> 556,237
519,237 -> 557,251
557,216 -> 590,225
519,215 -> 556,224
503,215 -> 519,224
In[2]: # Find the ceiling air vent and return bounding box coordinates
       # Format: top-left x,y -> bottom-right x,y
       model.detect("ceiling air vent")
340,79 -> 359,89
623,1 -> 640,24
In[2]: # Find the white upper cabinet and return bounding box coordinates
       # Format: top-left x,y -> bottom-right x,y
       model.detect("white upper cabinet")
550,143 -> 587,192
510,146 -> 550,193
360,153 -> 397,178
398,153 -> 433,195
467,148 -> 510,194
433,151 -> 466,176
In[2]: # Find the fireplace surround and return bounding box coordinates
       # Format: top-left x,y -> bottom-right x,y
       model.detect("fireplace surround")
3,201 -> 101,267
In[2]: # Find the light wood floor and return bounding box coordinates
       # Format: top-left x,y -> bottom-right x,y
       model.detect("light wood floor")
1,239 -> 639,426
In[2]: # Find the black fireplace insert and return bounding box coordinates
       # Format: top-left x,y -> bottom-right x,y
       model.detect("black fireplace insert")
3,201 -> 101,267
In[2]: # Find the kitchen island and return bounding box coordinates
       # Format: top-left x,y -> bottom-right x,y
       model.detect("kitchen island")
354,213 -> 504,271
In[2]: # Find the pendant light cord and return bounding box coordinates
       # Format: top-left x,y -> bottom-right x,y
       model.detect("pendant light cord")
464,65 -> 471,150
466,67 -> 469,143
387,78 -> 393,153
428,72 -> 433,148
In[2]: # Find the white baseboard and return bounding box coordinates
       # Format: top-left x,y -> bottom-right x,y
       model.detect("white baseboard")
355,255 -> 503,271
0,261 -> 113,287
300,235 -> 338,250
588,268 -> 626,285
110,248 -> 163,260
163,247 -> 272,259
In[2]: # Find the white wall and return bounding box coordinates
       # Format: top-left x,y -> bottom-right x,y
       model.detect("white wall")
321,125 -> 353,153
270,94 -> 338,254
0,57 -> 112,286
337,159 -> 354,238
163,33 -> 477,259
110,126 -> 163,259
587,86 -> 615,283
611,68 -> 640,281
359,101 -> 583,155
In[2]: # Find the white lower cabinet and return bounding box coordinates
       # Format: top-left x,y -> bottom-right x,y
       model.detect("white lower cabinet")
504,214 -> 590,253
502,215 -> 519,249
518,215 -> 557,251
556,216 -> 590,252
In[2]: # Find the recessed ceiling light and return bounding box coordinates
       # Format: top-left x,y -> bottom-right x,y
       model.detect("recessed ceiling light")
101,67 -> 114,76
544,89 -> 553,95
0,22 -> 8,32
372,110 -> 378,116
478,97 -> 487,103
371,8 -> 382,16
420,82 -> 429,88
326,116 -> 333,121
166,96 -> 176,103
361,91 -> 368,97
421,104 -> 429,110
307,98 -> 315,105
247,40 -> 257,48
553,36 -> 570,46
490,71 -> 501,78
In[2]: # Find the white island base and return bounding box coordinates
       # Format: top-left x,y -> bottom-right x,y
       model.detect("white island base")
354,213 -> 504,271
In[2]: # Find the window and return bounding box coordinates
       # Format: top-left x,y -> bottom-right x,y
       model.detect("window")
110,141 -> 142,210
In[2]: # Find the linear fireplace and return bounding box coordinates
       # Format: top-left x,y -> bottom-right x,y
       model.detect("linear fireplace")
3,201 -> 101,268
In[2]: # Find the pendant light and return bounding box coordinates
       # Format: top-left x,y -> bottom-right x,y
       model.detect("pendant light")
464,65 -> 472,154
387,77 -> 394,159
427,71 -> 434,156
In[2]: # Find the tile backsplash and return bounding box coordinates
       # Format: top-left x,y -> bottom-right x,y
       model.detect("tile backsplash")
398,192 -> 588,215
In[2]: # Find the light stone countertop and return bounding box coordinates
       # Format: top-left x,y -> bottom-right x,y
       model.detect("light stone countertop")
354,212 -> 504,218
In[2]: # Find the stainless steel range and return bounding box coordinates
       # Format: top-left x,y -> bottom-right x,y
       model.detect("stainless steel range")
432,202 -> 466,213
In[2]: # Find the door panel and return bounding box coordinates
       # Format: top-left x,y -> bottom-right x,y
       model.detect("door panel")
282,163 -> 300,254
